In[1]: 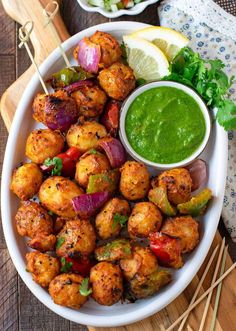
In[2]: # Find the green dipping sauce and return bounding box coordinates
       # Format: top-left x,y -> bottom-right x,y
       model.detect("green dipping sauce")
125,86 -> 206,164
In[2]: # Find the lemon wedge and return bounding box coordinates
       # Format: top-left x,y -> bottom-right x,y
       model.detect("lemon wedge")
131,26 -> 189,61
123,35 -> 169,81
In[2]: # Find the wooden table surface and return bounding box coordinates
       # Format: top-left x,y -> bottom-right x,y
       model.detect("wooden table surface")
0,0 -> 235,330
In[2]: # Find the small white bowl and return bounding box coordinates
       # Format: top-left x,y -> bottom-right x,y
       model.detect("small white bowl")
77,0 -> 159,18
119,81 -> 211,170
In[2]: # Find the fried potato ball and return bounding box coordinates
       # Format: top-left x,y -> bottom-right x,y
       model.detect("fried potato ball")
156,168 -> 192,205
26,251 -> 60,288
75,152 -> 110,188
128,202 -> 162,238
27,234 -> 56,252
54,217 -> 68,234
49,274 -> 88,309
98,62 -> 136,100
161,216 -> 199,253
119,161 -> 150,201
10,163 -> 43,200
90,262 -> 123,306
56,219 -> 96,257
71,85 -> 107,118
120,246 -> 158,281
15,201 -> 53,238
95,197 -> 130,240
32,93 -> 47,123
74,31 -> 121,69
39,176 -> 83,218
66,121 -> 107,153
25,129 -> 64,164
90,31 -> 122,68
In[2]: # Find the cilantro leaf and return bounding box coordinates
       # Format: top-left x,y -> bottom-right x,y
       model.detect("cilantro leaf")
60,257 -> 73,273
44,157 -> 63,176
48,210 -> 54,216
56,237 -> 65,249
136,78 -> 147,86
79,278 -> 92,296
164,46 -> 236,130
112,213 -> 128,229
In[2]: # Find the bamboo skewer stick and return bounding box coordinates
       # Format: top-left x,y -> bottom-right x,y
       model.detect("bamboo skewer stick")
166,261 -> 236,331
43,1 -> 71,68
209,245 -> 228,331
198,238 -> 225,331
19,21 -> 49,95
177,244 -> 219,331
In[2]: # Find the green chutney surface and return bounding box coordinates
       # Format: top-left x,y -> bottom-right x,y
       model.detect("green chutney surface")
125,86 -> 206,164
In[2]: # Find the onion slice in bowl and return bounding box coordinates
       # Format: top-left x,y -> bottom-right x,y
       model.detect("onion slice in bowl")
186,159 -> 207,191
98,137 -> 126,168
77,37 -> 101,73
63,79 -> 94,94
72,191 -> 110,218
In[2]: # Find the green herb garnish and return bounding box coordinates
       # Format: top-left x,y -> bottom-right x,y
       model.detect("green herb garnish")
56,237 -> 65,249
48,210 -> 54,216
136,78 -> 147,86
163,46 -> 236,130
112,213 -> 128,229
44,157 -> 63,176
60,257 -> 73,273
89,148 -> 100,155
120,41 -> 127,59
79,278 -> 92,296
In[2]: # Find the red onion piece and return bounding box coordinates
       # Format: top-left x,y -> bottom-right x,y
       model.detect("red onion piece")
185,159 -> 207,191
45,94 -> 78,132
98,137 -> 126,168
39,164 -> 54,173
72,191 -> 110,218
63,80 -> 94,94
78,37 -> 101,73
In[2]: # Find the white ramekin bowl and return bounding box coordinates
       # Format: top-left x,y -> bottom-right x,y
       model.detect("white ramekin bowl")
77,0 -> 159,18
119,81 -> 211,170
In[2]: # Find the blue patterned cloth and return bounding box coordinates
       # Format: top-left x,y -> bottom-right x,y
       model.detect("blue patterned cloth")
159,0 -> 236,241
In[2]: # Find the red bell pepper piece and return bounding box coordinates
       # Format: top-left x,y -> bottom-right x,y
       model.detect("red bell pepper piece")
61,255 -> 94,276
100,100 -> 121,137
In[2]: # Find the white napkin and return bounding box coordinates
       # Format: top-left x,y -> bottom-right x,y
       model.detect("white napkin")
158,0 -> 236,241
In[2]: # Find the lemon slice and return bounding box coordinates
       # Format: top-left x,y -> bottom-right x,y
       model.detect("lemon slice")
123,35 -> 169,81
131,26 -> 189,61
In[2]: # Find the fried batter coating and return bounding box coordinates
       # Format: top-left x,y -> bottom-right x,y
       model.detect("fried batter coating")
56,219 -> 96,257
10,163 -> 43,200
161,216 -> 199,253
49,273 -> 88,309
15,201 -> 53,238
95,197 -> 130,240
120,246 -> 158,281
119,161 -> 150,200
66,121 -> 107,153
25,129 -> 64,164
71,85 -> 107,118
155,168 -> 192,205
26,251 -> 60,288
128,202 -> 162,238
90,262 -> 123,306
32,93 -> 47,123
75,152 -> 110,188
39,176 -> 83,218
27,234 -> 56,252
98,62 -> 136,100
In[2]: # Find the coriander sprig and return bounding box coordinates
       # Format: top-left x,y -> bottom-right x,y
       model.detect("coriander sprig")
79,278 -> 92,296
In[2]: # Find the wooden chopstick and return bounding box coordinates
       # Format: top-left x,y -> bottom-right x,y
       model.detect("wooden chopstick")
166,261 -> 236,331
177,244 -> 219,331
209,245 -> 228,331
198,238 -> 225,331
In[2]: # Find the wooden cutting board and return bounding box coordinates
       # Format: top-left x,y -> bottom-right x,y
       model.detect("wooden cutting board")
1,1 -> 236,330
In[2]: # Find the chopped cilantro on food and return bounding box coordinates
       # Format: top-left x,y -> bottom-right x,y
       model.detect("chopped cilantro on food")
112,213 -> 128,229
60,257 -> 73,273
163,46 -> 236,130
79,278 -> 92,296
56,237 -> 65,249
44,157 -> 63,176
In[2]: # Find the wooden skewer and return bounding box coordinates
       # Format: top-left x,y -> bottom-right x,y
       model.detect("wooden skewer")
166,261 -> 236,331
209,245 -> 228,331
43,1 -> 71,68
198,238 -> 225,331
160,324 -> 166,331
177,244 -> 219,331
19,21 -> 49,95
187,325 -> 194,331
